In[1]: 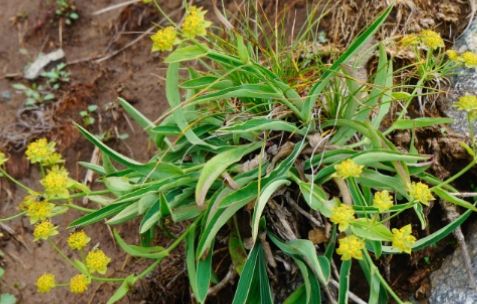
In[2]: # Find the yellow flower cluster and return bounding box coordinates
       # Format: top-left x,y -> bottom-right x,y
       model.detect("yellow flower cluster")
461,51 -> 477,68
419,30 -> 445,49
25,138 -> 56,165
151,26 -> 180,52
86,249 -> 111,274
37,273 -> 56,293
330,204 -> 355,231
372,190 -> 394,212
392,224 -> 416,254
454,95 -> 477,119
34,221 -> 59,241
334,159 -> 364,179
181,6 -> 211,39
0,151 -> 7,165
446,50 -> 460,62
70,274 -> 89,294
26,200 -> 55,224
400,30 -> 444,50
409,182 -> 434,205
18,194 -> 36,212
67,230 -> 91,250
41,167 -> 69,198
336,235 -> 365,260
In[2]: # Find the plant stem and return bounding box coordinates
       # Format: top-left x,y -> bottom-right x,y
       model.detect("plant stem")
49,189 -> 111,202
363,250 -> 406,304
49,238 -> 83,272
64,203 -> 95,213
91,276 -> 124,282
0,169 -> 32,192
433,158 -> 477,190
0,211 -> 26,222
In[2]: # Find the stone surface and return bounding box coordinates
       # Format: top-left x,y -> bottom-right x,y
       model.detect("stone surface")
429,220 -> 477,303
23,49 -> 65,80
442,19 -> 477,136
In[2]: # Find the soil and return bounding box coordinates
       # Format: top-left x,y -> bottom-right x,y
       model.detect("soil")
0,0 -> 475,304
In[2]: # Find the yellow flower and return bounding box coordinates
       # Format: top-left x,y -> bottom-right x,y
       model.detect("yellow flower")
0,151 -> 8,165
33,221 -> 59,241
446,50 -> 460,63
334,159 -> 364,179
409,182 -> 434,206
70,274 -> 89,294
461,51 -> 477,68
43,152 -> 64,167
419,30 -> 444,49
372,190 -> 394,212
181,6 -> 212,39
67,230 -> 91,250
37,273 -> 56,293
400,34 -> 419,47
392,224 -> 416,254
336,235 -> 365,260
86,249 -> 111,274
330,204 -> 355,231
25,138 -> 56,164
26,200 -> 55,224
454,95 -> 477,119
41,167 -> 69,198
18,194 -> 37,212
151,26 -> 180,52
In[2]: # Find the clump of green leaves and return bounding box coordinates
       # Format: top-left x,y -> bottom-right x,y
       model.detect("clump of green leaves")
55,0 -> 79,25
41,63 -> 70,89
12,83 -> 55,106
79,105 -> 97,126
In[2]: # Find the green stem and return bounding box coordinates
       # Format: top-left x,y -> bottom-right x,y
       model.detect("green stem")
152,0 -> 178,27
363,250 -> 405,304
64,203 -> 96,213
39,163 -> 45,179
49,189 -> 111,202
91,276 -> 124,282
0,211 -> 26,222
49,238 -> 83,273
433,158 -> 477,190
468,113 -> 476,154
0,168 -> 32,192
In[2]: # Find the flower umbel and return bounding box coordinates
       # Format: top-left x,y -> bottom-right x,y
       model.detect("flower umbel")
372,191 -> 394,212
336,235 -> 365,260
446,50 -> 460,63
25,138 -> 56,164
37,273 -> 56,293
151,26 -> 180,52
330,204 -> 355,231
454,95 -> 477,119
86,249 -> 111,274
18,194 -> 37,212
392,224 -> 416,254
419,30 -> 444,49
26,200 -> 55,224
400,34 -> 419,47
334,159 -> 364,179
181,6 -> 211,39
41,167 -> 69,198
67,230 -> 91,250
409,182 -> 434,205
461,51 -> 477,68
34,221 -> 59,241
70,274 -> 89,294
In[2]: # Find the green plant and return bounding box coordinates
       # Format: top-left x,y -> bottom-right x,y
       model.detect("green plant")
41,63 -> 71,89
12,83 -> 55,106
1,2 -> 477,303
79,105 -> 98,126
55,0 -> 78,25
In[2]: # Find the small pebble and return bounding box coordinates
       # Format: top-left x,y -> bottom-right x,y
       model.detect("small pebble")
1,91 -> 12,101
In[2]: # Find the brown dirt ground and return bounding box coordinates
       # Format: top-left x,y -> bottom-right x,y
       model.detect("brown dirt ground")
0,0 -> 475,304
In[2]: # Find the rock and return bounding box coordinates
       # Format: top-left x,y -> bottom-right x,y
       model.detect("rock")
441,18 -> 477,136
429,220 -> 477,303
1,91 -> 12,101
24,49 -> 65,80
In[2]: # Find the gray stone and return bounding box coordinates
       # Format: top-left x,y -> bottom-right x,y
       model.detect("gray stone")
1,91 -> 11,101
442,18 -> 477,136
429,221 -> 477,303
24,49 -> 65,80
